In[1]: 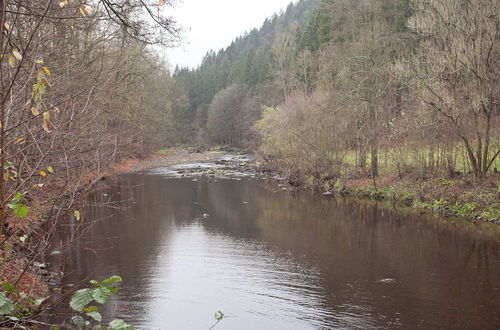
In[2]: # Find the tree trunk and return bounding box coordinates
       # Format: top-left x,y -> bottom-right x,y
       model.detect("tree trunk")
359,142 -> 367,175
369,104 -> 378,177
0,0 -> 5,235
460,135 -> 480,177
371,138 -> 378,177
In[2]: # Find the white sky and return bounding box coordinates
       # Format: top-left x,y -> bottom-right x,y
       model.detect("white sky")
164,0 -> 294,69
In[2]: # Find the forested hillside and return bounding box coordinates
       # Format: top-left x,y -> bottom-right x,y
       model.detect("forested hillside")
170,0 -> 321,145
172,0 -> 499,182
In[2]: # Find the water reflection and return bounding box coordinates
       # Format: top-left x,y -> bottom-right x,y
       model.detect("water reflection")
49,174 -> 500,329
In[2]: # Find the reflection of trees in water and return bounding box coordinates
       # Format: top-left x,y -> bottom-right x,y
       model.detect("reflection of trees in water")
200,179 -> 263,237
52,175 -> 499,328
53,174 -> 214,323
249,191 -> 500,329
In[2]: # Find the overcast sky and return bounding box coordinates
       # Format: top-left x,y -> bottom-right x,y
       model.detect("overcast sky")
164,0 -> 294,69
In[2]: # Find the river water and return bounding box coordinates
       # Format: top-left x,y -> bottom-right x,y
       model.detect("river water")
48,156 -> 500,329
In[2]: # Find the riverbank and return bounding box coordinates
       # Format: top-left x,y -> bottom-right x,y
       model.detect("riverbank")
258,159 -> 500,230
116,149 -> 499,228
110,148 -> 224,173
116,150 -> 500,228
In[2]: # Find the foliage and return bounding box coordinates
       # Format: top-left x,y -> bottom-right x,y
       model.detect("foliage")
69,275 -> 133,330
0,292 -> 14,316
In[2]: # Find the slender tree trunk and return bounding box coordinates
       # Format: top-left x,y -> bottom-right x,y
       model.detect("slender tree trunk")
482,113 -> 491,174
460,135 -> 480,176
369,105 -> 378,177
371,138 -> 378,177
0,0 -> 5,235
359,142 -> 367,175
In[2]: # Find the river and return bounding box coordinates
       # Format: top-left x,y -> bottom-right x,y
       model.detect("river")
47,155 -> 500,329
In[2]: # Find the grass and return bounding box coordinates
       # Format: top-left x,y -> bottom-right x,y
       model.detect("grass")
338,143 -> 500,175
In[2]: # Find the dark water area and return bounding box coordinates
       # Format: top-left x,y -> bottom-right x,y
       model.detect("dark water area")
47,160 -> 500,329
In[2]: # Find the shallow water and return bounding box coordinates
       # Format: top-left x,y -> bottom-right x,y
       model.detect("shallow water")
48,159 -> 500,329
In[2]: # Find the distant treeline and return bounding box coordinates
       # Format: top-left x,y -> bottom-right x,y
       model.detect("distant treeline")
170,0 -> 499,179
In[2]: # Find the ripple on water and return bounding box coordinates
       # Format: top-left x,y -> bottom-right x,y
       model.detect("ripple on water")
132,223 -> 340,329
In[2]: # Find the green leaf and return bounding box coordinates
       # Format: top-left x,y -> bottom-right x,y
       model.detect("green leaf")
109,319 -> 133,330
47,166 -> 54,173
1,282 -> 17,294
92,286 -> 111,304
13,192 -> 23,202
83,305 -> 99,313
86,311 -> 102,322
14,204 -> 30,218
70,288 -> 93,312
101,275 -> 122,284
0,292 -> 14,315
107,286 -> 119,295
71,315 -> 88,330
89,280 -> 99,286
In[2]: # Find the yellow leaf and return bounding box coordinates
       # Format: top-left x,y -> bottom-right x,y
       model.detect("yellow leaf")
3,23 -> 9,30
42,111 -> 52,132
39,170 -> 47,177
15,137 -> 25,144
31,107 -> 40,116
3,171 -> 9,181
83,5 -> 93,15
42,123 -> 51,133
74,210 -> 81,221
8,56 -> 15,68
12,49 -> 22,60
158,0 -> 166,6
35,59 -> 44,64
47,166 -> 54,173
42,66 -> 51,76
33,183 -> 44,188
59,1 -> 68,8
80,5 -> 92,16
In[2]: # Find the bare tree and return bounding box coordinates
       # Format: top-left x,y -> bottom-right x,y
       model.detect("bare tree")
402,0 -> 500,176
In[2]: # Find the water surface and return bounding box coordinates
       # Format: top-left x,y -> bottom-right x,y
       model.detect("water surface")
49,160 -> 500,329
